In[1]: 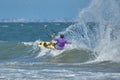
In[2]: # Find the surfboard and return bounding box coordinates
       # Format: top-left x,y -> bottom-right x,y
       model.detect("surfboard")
38,41 -> 55,49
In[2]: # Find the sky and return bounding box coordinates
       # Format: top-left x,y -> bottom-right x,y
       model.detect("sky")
0,0 -> 90,20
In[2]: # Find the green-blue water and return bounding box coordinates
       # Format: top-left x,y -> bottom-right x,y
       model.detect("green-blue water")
0,22 -> 120,80
0,22 -> 72,42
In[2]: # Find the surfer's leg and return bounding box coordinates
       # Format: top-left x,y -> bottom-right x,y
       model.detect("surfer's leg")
54,44 -> 64,50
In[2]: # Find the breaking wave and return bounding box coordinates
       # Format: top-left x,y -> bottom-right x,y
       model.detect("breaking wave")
1,0 -> 120,64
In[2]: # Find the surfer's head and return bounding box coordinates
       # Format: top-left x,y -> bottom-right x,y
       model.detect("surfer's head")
60,34 -> 64,38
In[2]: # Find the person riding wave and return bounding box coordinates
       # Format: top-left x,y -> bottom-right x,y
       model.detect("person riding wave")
51,34 -> 71,50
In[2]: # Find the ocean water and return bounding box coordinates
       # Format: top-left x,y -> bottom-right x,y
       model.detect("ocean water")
1,0 -> 120,80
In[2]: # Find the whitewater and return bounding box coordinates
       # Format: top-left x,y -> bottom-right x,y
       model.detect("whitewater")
0,0 -> 120,80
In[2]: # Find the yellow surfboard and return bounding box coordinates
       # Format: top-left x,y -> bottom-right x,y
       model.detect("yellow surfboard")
38,41 -> 55,49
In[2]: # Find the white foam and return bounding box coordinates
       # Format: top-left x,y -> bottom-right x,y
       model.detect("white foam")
22,42 -> 34,46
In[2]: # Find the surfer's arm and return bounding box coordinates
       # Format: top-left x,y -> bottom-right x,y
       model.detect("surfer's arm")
65,40 -> 71,44
67,41 -> 71,44
51,33 -> 56,40
68,42 -> 71,44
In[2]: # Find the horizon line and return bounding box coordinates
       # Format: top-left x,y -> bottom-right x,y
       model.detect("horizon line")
0,18 -> 77,23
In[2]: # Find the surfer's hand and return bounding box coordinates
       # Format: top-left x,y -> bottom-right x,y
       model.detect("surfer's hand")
67,42 -> 71,44
51,34 -> 55,39
51,35 -> 54,38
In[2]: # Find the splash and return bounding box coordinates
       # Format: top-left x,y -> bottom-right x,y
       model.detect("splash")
62,0 -> 120,63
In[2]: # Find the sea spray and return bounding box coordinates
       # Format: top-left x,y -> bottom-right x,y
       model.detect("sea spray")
61,0 -> 120,63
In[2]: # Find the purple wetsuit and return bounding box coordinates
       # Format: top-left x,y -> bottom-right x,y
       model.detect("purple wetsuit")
54,38 -> 68,50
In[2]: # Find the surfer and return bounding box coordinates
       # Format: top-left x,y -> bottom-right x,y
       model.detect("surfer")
51,34 -> 71,50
